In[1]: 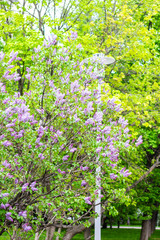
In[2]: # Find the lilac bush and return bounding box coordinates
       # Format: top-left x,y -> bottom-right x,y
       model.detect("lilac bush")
0,32 -> 141,238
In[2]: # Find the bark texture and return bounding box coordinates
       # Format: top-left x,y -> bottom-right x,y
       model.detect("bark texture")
63,217 -> 94,240
84,227 -> 91,240
140,219 -> 151,240
45,226 -> 56,240
35,232 -> 40,240
151,210 -> 158,234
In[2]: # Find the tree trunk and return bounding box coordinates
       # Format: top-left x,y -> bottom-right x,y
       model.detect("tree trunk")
109,217 -> 112,229
84,227 -> 91,240
118,220 -> 120,228
140,219 -> 151,240
45,226 -> 56,240
63,217 -> 94,240
102,216 -> 107,229
127,217 -> 130,225
35,232 -> 40,240
151,210 -> 158,234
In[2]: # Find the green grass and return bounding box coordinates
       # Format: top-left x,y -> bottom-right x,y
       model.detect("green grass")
0,229 -> 159,240
72,229 -> 160,240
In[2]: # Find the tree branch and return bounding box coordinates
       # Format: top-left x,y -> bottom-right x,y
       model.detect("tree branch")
126,154 -> 160,192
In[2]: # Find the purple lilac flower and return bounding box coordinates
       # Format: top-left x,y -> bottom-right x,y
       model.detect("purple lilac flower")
70,31 -> 78,40
70,80 -> 80,93
96,147 -> 103,153
107,98 -> 116,109
22,223 -> 32,232
30,182 -> 38,191
74,114 -> 80,122
0,134 -> 5,140
38,153 -> 45,160
123,170 -> 132,177
85,197 -> 92,205
114,104 -> 123,112
48,33 -> 57,45
62,155 -> 69,161
55,91 -> 65,105
77,43 -> 82,49
56,130 -> 63,136
22,183 -> 29,192
25,73 -> 30,80
110,173 -> 118,180
7,128 -> 14,132
3,97 -> 10,104
6,212 -> 13,222
64,56 -> 69,62
1,193 -> 9,198
84,101 -> 94,114
0,51 -> 5,61
18,211 -> 27,218
2,160 -> 11,168
65,73 -> 70,83
81,89 -> 91,97
124,140 -> 130,148
85,118 -> 95,126
47,59 -> 52,65
135,135 -> 143,147
94,111 -> 103,123
2,141 -> 12,147
37,126 -> 44,137
1,85 -> 6,92
80,166 -> 89,171
70,147 -> 77,153
6,173 -> 13,178
102,126 -> 111,135
1,203 -> 6,209
35,138 -> 41,144
15,179 -> 18,184
124,128 -> 129,134
58,169 -> 66,174
118,117 -> 128,128
34,45 -> 41,53
1,203 -> 10,209
102,153 -> 106,157
81,180 -> 87,186
68,208 -> 73,211
7,51 -> 18,65
120,167 -> 126,174
49,80 -> 55,88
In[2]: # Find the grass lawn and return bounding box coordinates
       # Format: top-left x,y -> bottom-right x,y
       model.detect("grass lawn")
0,228 -> 159,240
72,229 -> 160,240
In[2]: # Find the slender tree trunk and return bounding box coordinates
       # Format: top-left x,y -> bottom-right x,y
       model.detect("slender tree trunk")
140,219 -> 151,240
127,217 -> 130,225
118,220 -> 120,228
35,232 -> 40,240
151,210 -> 158,234
109,217 -> 112,229
84,227 -> 91,240
45,226 -> 56,240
